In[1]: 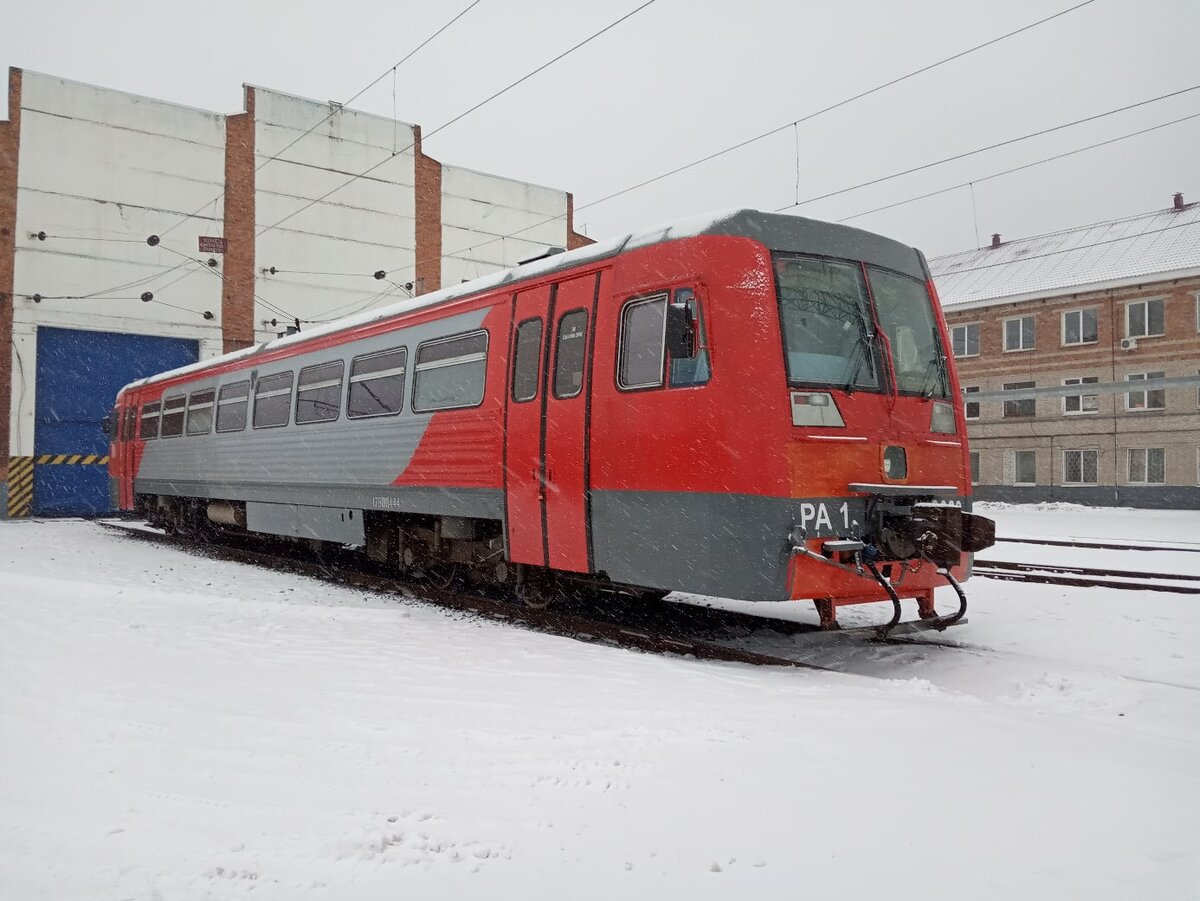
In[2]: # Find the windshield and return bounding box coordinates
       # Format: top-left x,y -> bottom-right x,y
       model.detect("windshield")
773,254 -> 882,391
867,266 -> 950,398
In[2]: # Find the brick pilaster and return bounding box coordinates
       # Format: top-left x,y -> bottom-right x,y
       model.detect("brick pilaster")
566,192 -> 593,250
222,86 -> 256,353
413,125 -> 442,295
0,68 -> 23,482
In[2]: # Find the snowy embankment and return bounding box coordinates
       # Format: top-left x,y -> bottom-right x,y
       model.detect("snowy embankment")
1,507 -> 1198,900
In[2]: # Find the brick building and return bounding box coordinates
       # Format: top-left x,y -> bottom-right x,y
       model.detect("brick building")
1,68 -> 589,517
931,196 -> 1200,508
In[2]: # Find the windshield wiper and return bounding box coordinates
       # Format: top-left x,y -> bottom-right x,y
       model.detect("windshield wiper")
919,328 -> 949,398
840,316 -> 876,393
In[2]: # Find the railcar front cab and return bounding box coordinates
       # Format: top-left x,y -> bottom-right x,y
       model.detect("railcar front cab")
768,247 -> 995,635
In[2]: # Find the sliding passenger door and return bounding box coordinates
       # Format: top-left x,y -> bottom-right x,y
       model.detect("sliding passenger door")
504,273 -> 599,573
542,274 -> 596,573
505,285 -> 551,566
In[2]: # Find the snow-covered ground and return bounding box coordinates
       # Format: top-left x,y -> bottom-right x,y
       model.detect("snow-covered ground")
1,505 -> 1198,899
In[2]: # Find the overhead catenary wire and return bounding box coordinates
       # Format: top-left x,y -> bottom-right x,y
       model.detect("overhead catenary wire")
773,83 -> 1200,213
836,110 -> 1200,223
254,0 -> 661,239
157,0 -> 486,240
566,0 -> 1102,218
367,1 -> 1108,280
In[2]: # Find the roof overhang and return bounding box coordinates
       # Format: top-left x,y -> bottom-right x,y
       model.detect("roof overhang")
937,265 -> 1200,314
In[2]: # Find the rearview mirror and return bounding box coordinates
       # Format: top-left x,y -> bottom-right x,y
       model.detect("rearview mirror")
101,411 -> 113,438
665,301 -> 696,359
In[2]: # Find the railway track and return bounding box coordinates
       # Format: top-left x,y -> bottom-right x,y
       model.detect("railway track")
99,520 -> 957,674
995,536 -> 1200,554
973,558 -> 1200,594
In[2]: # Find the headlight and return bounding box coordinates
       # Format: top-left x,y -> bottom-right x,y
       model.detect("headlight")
790,391 -> 844,427
930,401 -> 957,435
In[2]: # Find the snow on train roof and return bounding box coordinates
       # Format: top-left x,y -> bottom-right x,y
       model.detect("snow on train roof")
131,208 -> 919,389
131,210 -> 746,388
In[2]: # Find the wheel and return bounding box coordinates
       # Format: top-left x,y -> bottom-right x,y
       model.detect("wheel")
516,570 -> 558,610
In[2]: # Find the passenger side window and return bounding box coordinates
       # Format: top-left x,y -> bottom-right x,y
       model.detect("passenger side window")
160,395 -> 186,438
412,331 -> 488,412
553,311 -> 588,399
140,402 -> 160,440
295,361 -> 344,424
618,294 -> 667,389
511,319 -> 543,403
186,389 -> 215,436
668,288 -> 711,388
253,371 -> 294,429
347,348 -> 407,419
216,381 -> 250,432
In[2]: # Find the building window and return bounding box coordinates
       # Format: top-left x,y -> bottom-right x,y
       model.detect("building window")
412,331 -> 489,412
1062,376 -> 1099,415
950,323 -> 980,358
1061,308 -> 1098,346
1003,315 -> 1035,352
216,381 -> 250,433
1128,448 -> 1165,485
347,348 -> 407,419
295,361 -> 344,424
1003,381 -> 1035,418
552,310 -> 588,399
1126,298 -> 1165,339
1014,450 -> 1036,486
139,402 -> 161,440
1126,371 -> 1166,412
185,389 -> 215,436
253,371 -> 294,429
1063,449 -> 1099,485
963,385 -> 980,420
969,451 -> 980,485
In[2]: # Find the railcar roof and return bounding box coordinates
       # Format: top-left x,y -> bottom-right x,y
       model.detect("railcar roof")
129,209 -> 921,389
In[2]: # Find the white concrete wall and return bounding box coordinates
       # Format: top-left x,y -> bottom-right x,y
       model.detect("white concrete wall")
440,166 -> 569,286
252,89 -> 417,341
8,72 -> 227,456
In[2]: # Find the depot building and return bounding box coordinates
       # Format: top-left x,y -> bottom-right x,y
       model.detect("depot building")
1,68 -> 590,518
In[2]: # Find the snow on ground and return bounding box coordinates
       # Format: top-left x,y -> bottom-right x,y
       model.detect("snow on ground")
1,507 -> 1198,900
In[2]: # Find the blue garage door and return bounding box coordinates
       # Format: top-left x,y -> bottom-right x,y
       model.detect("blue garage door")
34,327 -> 199,516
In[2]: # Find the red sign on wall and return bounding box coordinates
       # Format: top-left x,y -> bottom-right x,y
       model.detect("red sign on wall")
198,236 -> 227,254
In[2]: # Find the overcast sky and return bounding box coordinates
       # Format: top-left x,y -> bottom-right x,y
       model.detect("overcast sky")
2,0 -> 1197,258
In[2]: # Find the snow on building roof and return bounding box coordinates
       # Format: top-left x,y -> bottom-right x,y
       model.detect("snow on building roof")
929,200 -> 1200,310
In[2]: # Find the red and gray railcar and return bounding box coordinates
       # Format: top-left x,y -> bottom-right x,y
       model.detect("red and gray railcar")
109,210 -> 993,628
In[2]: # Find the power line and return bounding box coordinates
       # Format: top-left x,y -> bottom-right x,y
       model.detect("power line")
571,0 -> 1101,217
157,0 -> 486,239
375,0 -> 1104,280
255,0 -> 661,239
155,244 -> 296,322
773,83 -> 1200,213
836,110 -> 1200,223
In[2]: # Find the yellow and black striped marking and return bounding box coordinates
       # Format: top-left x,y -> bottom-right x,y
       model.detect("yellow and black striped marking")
6,456 -> 34,519
35,453 -> 110,466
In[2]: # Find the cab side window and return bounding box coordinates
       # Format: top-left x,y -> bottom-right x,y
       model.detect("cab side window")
618,287 -> 711,391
